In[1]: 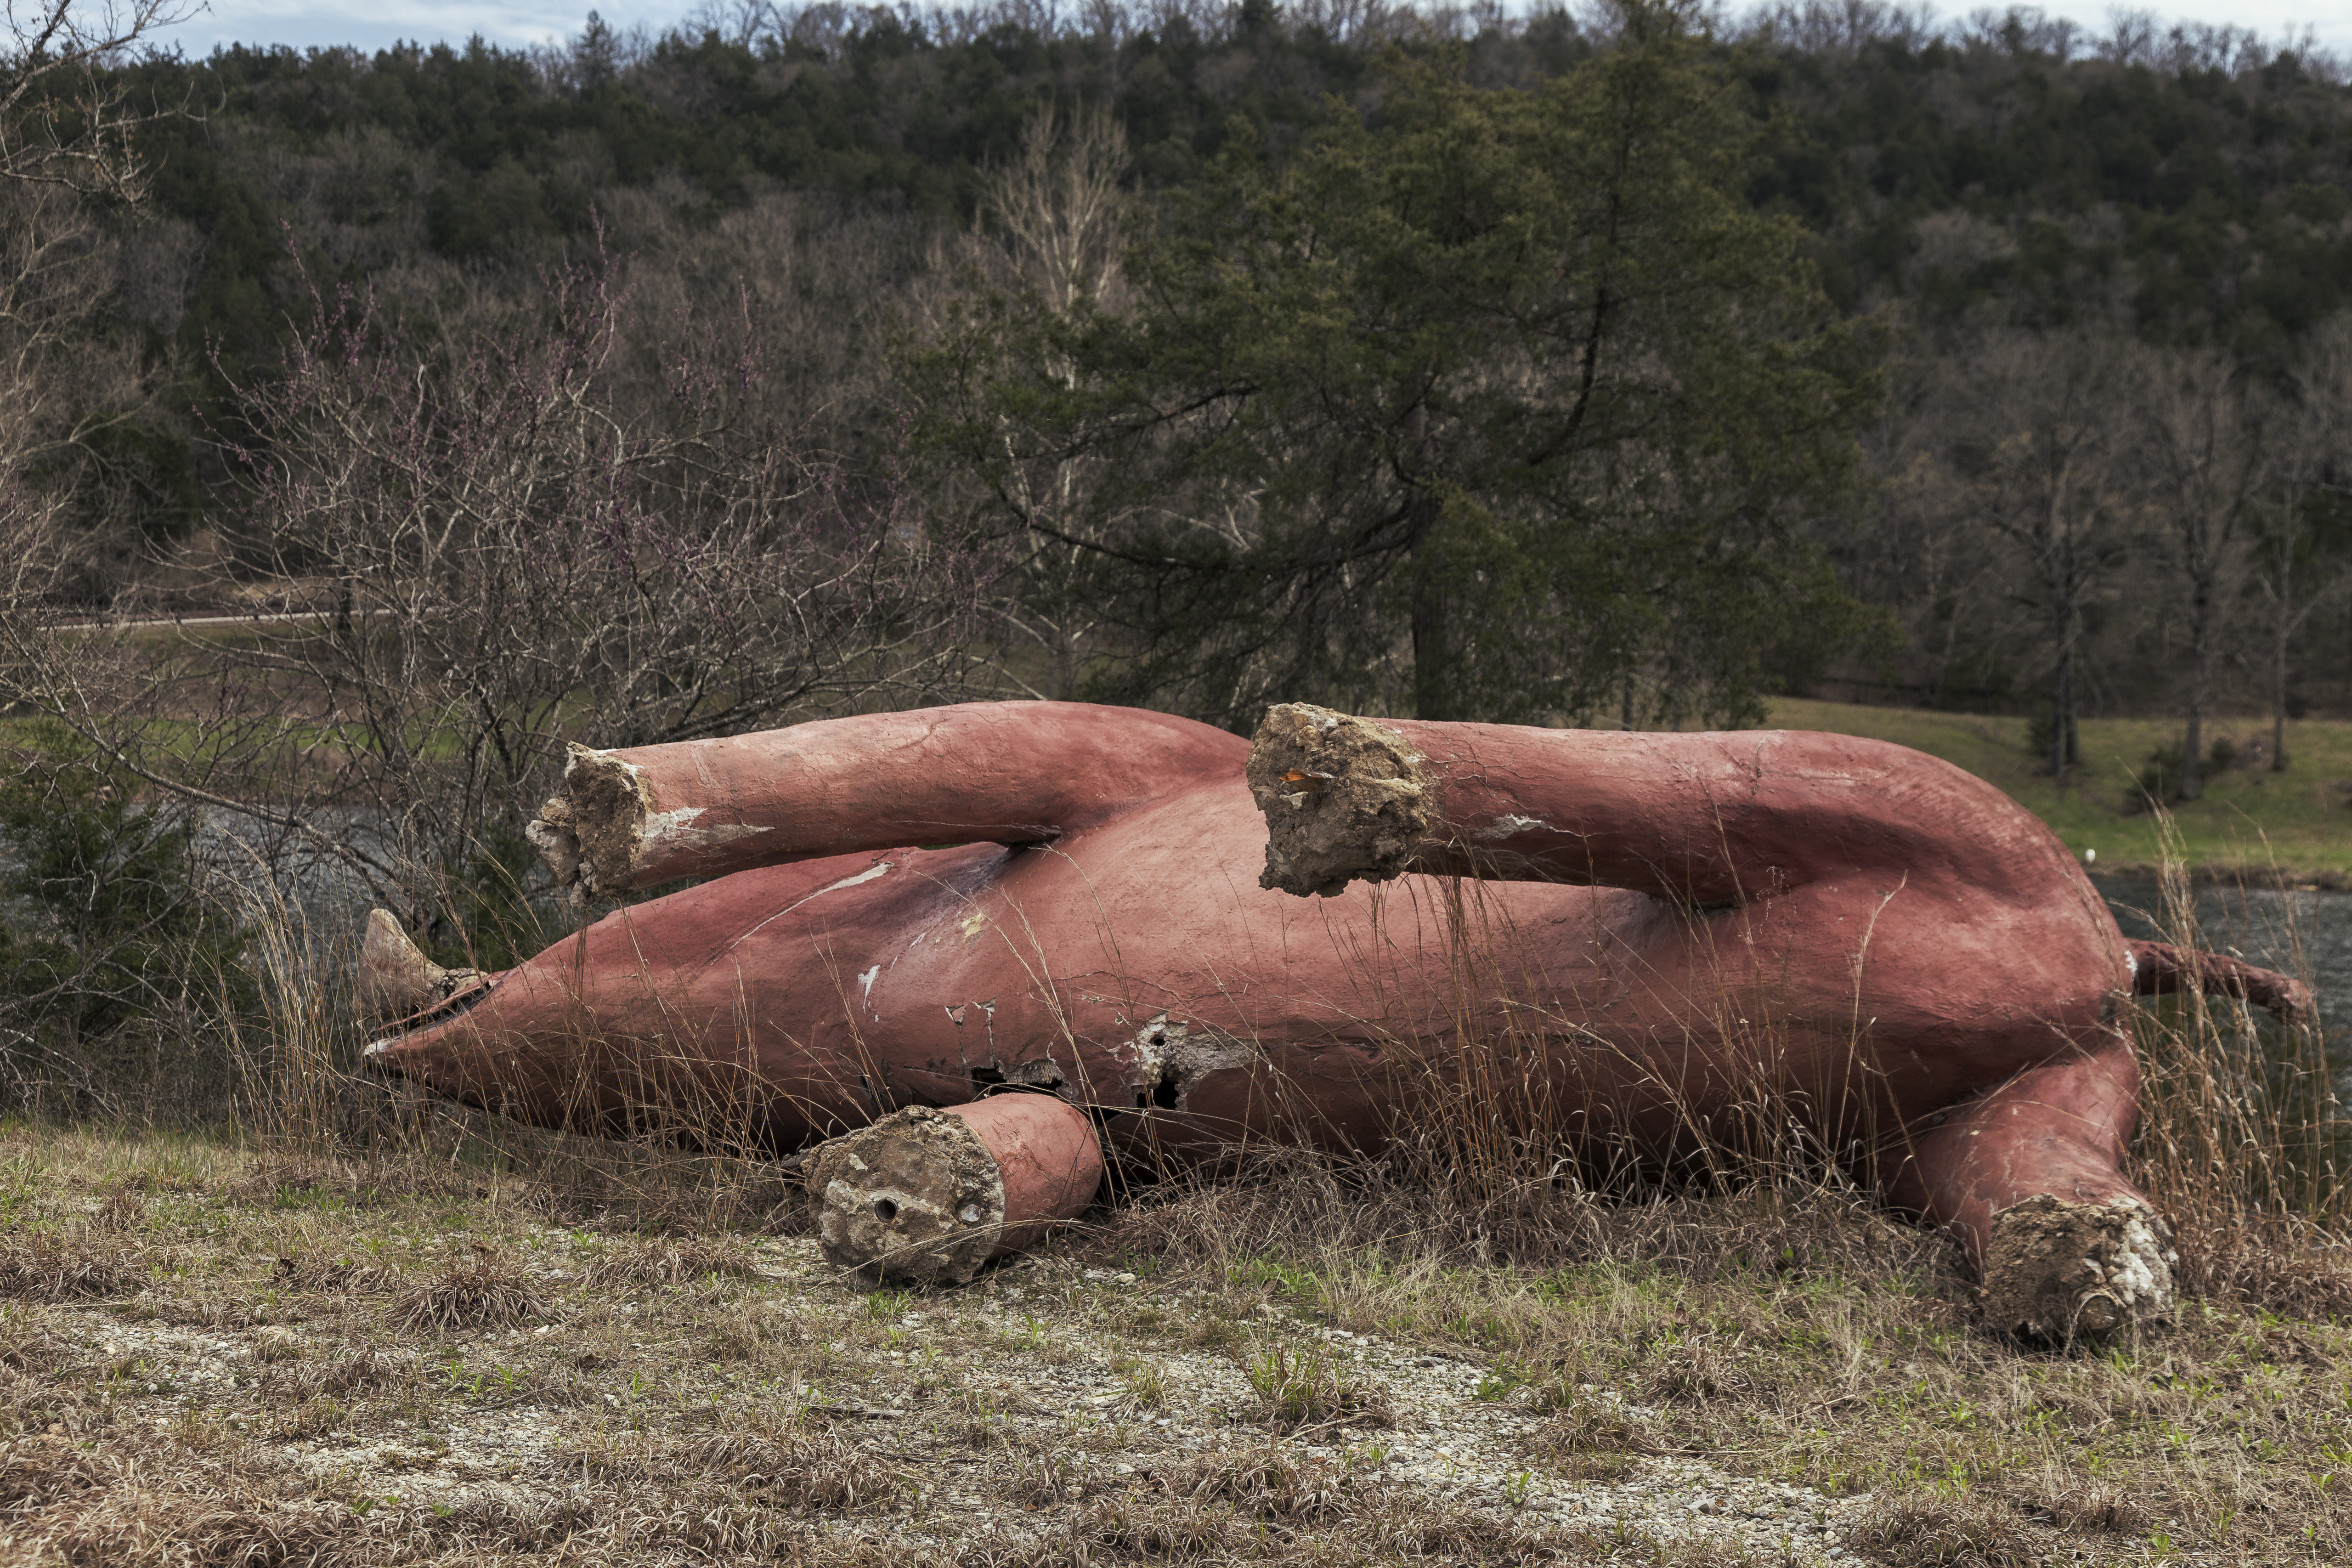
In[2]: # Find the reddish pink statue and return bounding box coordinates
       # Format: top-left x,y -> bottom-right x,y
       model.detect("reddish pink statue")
362,702 -> 2306,1331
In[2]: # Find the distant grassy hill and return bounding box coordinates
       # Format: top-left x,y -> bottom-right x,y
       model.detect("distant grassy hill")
1764,699 -> 2352,886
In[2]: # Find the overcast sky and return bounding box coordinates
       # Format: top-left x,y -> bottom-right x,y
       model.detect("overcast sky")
141,0 -> 2352,69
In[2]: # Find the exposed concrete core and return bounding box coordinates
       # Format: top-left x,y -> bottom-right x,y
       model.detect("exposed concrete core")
1981,1194 -> 2177,1342
808,1096 -> 1105,1287
527,745 -> 651,899
1247,703 -> 1437,898
1124,1014 -> 1263,1110
356,909 -> 482,1022
808,1105 -> 1010,1287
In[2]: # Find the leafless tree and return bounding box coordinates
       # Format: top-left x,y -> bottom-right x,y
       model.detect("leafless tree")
1835,345 -> 2027,709
2139,347 -> 2266,801
0,181 -> 119,467
0,0 -> 194,605
2257,315 -> 2352,771
1947,330 -> 2145,780
3,0 -> 192,201
922,104 -> 1134,702
0,0 -> 165,439
976,104 -> 1131,318
2,244 -> 1001,938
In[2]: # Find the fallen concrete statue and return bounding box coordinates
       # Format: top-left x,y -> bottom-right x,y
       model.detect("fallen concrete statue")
359,701 -> 2312,1336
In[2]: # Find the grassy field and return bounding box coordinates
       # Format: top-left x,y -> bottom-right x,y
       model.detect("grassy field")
0,1120 -> 2344,1567
1766,700 -> 2352,885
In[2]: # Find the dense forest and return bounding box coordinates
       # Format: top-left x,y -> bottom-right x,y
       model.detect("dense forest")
4,0 -> 2352,936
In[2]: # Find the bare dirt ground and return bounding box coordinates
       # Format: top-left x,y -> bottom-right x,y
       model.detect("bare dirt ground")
2,1121 -> 2347,1566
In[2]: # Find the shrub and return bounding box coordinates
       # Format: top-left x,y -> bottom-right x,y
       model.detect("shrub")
2130,743 -> 2184,809
0,743 -> 251,1115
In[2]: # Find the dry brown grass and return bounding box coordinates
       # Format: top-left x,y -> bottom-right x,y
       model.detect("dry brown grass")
1102,1143 -> 1958,1289
1161,1449 -> 1353,1524
0,1233 -> 135,1302
2120,832 -> 2352,1322
389,1248 -> 548,1331
1092,1146 -> 2352,1560
2026,1478 -> 2148,1535
1,836 -> 2345,1563
681,1431 -> 907,1512
269,1251 -> 401,1294
580,1235 -> 763,1291
275,1347 -> 411,1401
1524,1396 -> 1662,1483
1238,1336 -> 1397,1434
0,1115 -> 2341,1565
90,1187 -> 145,1234
1847,1490 -> 2044,1566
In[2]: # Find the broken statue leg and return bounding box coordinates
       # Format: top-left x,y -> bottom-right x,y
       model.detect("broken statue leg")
357,909 -> 485,1022
1881,1043 -> 2176,1342
1246,700 -> 2090,909
524,701 -> 1243,900
807,1093 -> 1105,1288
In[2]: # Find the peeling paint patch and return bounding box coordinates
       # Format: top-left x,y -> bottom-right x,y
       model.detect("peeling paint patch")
640,804 -> 775,859
814,861 -> 894,899
1484,814 -> 1554,838
715,860 -> 895,958
858,966 -> 882,1007
949,998 -> 1060,1093
1130,1013 -> 1177,1086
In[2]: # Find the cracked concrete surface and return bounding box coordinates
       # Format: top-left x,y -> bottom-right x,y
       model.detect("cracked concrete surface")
1245,702 -> 1438,898
1980,1193 -> 2178,1342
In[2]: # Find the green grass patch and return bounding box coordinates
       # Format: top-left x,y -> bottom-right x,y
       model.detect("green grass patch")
1766,699 -> 2352,883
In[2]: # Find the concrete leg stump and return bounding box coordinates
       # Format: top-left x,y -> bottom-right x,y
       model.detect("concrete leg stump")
808,1095 -> 1104,1287
1981,1194 -> 2178,1343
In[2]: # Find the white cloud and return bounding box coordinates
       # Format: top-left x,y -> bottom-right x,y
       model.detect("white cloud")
146,0 -> 679,56
141,1 -> 2352,71
1997,1 -> 2352,59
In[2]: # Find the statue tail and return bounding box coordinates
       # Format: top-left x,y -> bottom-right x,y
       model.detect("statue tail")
2129,938 -> 2314,1025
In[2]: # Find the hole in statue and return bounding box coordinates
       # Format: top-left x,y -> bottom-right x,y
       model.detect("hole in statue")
1152,1072 -> 1181,1110
873,1199 -> 898,1221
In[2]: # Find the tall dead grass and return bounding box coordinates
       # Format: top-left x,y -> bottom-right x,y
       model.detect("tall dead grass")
54,799 -> 2347,1325
2124,820 -> 2352,1317
185,851 -> 817,1239
1215,867 -> 1923,1280
1111,830 -> 2349,1324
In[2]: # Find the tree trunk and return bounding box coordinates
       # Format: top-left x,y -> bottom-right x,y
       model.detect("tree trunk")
2273,615 -> 2290,773
1410,567 -> 1449,722
2049,496 -> 2081,779
2050,654 -> 2069,779
2181,579 -> 2211,801
2272,538 -> 2292,772
2051,599 -> 2081,777
1405,476 -> 1450,722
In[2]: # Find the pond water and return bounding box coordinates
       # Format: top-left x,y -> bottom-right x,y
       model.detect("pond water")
2093,873 -> 2352,1042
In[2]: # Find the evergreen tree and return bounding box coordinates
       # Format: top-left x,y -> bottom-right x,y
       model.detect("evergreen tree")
912,5 -> 1887,727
